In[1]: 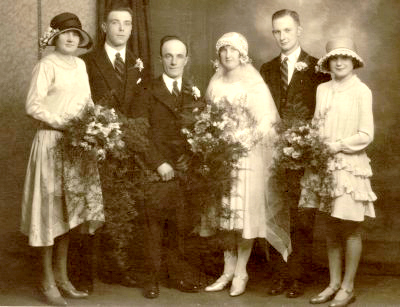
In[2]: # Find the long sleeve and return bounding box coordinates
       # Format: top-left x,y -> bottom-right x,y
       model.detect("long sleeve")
25,61 -> 65,129
337,87 -> 374,153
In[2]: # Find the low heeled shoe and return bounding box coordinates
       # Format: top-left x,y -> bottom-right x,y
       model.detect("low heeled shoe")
229,274 -> 249,297
56,280 -> 89,299
205,273 -> 233,292
329,288 -> 356,307
310,285 -> 340,304
40,284 -> 67,306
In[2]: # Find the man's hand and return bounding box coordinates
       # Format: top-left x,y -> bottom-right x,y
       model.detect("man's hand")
157,162 -> 174,181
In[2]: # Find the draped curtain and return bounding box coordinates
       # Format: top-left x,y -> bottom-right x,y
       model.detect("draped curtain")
97,0 -> 152,83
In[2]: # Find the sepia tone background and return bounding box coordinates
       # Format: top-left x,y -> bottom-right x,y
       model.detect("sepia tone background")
0,0 -> 399,288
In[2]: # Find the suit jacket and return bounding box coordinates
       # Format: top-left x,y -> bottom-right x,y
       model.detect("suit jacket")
260,49 -> 329,121
143,76 -> 201,170
81,47 -> 145,117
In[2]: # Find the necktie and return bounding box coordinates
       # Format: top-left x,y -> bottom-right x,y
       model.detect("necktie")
172,80 -> 180,97
114,52 -> 125,82
280,57 -> 289,93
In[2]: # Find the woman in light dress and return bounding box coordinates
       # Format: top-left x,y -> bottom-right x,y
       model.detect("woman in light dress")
203,32 -> 290,296
21,12 -> 104,306
299,38 -> 376,307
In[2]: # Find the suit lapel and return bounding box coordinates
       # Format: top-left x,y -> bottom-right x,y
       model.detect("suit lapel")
152,76 -> 179,116
269,56 -> 282,110
288,50 -> 309,90
93,48 -> 124,105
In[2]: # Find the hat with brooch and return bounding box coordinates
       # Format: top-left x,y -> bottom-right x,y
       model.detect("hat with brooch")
39,12 -> 92,50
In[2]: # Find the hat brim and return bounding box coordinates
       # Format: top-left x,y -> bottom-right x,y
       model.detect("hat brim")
47,28 -> 92,49
317,48 -> 364,73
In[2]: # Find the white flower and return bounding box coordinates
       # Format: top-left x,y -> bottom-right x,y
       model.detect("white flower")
134,58 -> 144,72
39,27 -> 60,50
294,61 -> 308,71
283,147 -> 295,156
192,86 -> 201,100
136,78 -> 142,84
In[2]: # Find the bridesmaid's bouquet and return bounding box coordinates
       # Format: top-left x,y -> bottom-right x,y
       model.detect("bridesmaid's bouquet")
61,103 -> 125,162
272,118 -> 335,208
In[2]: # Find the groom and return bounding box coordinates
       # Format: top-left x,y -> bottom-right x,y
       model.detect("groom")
139,35 -> 203,299
260,9 -> 329,298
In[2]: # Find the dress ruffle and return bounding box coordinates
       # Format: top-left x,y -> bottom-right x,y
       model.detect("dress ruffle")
329,153 -> 377,202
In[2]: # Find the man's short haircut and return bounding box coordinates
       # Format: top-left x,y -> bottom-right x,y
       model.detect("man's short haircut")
160,35 -> 188,56
272,9 -> 301,25
103,1 -> 133,21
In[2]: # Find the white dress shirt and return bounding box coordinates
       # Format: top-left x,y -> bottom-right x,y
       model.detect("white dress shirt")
162,73 -> 182,94
281,46 -> 301,84
104,42 -> 126,68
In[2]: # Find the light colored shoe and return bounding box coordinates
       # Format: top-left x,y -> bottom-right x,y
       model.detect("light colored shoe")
310,284 -> 340,304
40,284 -> 67,306
205,273 -> 233,292
328,288 -> 355,307
229,274 -> 249,297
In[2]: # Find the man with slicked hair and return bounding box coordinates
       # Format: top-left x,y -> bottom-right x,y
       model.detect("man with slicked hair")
139,35 -> 203,299
68,1 -> 146,292
260,9 -> 329,298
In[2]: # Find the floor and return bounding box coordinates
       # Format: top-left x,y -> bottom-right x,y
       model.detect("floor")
1,271 -> 400,306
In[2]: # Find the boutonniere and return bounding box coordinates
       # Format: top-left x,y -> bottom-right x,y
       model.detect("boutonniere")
134,58 -> 144,72
295,61 -> 308,71
183,82 -> 201,100
191,86 -> 201,100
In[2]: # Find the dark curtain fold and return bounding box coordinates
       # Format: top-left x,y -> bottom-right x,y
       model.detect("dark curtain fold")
97,0 -> 152,83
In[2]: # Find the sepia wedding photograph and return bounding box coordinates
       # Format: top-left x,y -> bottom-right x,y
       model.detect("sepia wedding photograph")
0,0 -> 399,306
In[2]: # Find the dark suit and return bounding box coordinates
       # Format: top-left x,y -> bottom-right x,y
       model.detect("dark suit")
141,76 -> 200,285
68,46 -> 146,290
260,50 -> 329,283
81,47 -> 145,117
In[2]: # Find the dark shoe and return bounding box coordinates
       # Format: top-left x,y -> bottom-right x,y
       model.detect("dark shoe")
143,283 -> 160,299
56,280 -> 89,299
286,280 -> 304,298
310,285 -> 340,304
173,280 -> 200,293
120,275 -> 138,288
40,284 -> 67,306
268,278 -> 287,295
328,288 -> 355,307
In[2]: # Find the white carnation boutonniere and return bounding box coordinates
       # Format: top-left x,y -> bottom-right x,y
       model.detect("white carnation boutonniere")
295,61 -> 308,71
134,58 -> 144,72
191,86 -> 201,100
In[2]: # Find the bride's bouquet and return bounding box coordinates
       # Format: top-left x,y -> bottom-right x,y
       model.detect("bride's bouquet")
181,95 -> 262,226
182,95 -> 262,169
272,118 -> 335,210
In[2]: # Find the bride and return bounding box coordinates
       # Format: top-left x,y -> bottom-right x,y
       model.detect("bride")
203,32 -> 291,296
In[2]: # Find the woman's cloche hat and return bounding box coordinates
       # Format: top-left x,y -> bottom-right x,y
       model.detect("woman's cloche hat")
39,12 -> 92,50
317,37 -> 364,73
215,32 -> 250,65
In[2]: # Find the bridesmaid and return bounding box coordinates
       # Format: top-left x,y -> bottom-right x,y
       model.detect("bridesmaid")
21,12 -> 104,306
299,37 -> 376,307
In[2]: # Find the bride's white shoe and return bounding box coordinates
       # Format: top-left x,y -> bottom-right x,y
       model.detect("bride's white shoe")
205,273 -> 233,292
229,274 -> 249,297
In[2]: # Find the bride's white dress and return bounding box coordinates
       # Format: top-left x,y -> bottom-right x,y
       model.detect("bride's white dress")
205,64 -> 291,260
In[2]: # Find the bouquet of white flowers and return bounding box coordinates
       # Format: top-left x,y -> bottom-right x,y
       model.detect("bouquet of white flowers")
181,95 -> 262,229
272,118 -> 335,211
61,103 -> 125,162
